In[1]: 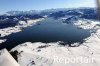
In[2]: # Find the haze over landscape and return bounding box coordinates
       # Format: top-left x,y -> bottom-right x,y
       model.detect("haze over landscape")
0,0 -> 97,14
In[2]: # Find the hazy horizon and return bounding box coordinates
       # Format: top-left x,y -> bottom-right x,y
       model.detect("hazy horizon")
0,0 -> 97,14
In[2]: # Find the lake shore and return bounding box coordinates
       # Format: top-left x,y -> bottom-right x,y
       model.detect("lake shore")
10,19 -> 100,66
0,18 -> 44,44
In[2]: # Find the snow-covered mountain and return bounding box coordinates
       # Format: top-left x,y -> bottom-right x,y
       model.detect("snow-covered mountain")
6,10 -> 40,16
49,8 -> 98,20
0,7 -> 98,29
4,7 -> 98,20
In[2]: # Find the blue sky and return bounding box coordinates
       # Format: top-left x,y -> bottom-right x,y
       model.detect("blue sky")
0,0 -> 97,14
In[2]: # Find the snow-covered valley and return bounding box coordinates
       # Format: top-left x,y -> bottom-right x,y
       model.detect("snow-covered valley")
0,8 -> 100,66
9,19 -> 100,66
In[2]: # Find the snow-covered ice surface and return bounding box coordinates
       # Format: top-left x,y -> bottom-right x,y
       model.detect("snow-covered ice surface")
0,49 -> 20,66
10,19 -> 100,66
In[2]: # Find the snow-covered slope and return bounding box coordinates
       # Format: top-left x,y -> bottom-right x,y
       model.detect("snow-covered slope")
0,18 -> 44,37
10,19 -> 100,66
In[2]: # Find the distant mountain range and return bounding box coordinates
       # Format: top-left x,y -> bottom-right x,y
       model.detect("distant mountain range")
0,7 -> 99,28
5,7 -> 98,17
